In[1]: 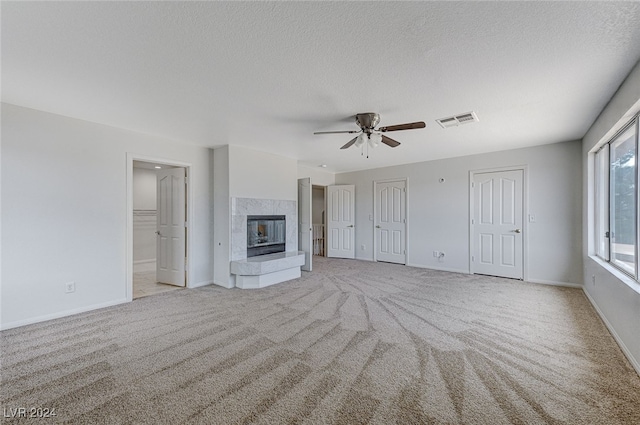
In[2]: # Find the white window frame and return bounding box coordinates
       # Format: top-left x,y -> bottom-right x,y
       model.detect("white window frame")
595,145 -> 610,261
594,116 -> 640,279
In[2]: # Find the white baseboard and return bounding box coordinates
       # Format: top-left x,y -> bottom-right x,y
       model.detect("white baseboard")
406,263 -> 470,275
189,280 -> 214,289
211,279 -> 234,289
134,259 -> 156,265
582,288 -> 640,377
0,298 -> 129,331
355,256 -> 374,262
527,278 -> 582,289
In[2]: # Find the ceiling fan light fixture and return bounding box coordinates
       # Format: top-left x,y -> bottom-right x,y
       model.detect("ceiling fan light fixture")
355,132 -> 367,147
369,133 -> 382,148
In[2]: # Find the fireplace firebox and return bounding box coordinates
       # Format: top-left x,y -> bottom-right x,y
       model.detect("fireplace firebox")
247,215 -> 286,257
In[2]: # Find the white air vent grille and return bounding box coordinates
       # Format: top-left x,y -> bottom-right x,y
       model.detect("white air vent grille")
436,111 -> 479,128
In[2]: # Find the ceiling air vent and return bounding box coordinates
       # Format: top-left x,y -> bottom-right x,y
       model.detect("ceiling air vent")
436,111 -> 479,128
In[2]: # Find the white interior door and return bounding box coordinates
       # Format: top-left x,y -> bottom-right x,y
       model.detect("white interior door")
327,185 -> 355,259
375,180 -> 406,264
298,177 -> 312,271
156,168 -> 186,286
472,169 -> 523,279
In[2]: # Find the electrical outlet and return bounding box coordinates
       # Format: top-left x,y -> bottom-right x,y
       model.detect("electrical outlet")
65,281 -> 75,293
433,251 -> 439,257
361,244 -> 366,251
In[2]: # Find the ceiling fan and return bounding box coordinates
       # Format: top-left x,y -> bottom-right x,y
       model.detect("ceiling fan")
314,113 -> 426,151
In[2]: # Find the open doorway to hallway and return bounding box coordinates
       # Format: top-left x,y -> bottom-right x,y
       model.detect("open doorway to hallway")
312,185 -> 326,257
132,160 -> 185,299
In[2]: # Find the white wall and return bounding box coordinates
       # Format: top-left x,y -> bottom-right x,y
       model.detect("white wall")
132,167 -> 156,210
212,146 -> 231,288
212,145 -> 299,288
335,140 -> 583,285
1,104 -> 212,329
229,146 -> 297,200
582,59 -> 640,373
297,164 -> 335,187
132,167 -> 157,263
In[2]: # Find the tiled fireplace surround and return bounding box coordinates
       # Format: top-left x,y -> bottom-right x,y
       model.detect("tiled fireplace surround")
231,197 -> 297,261
230,197 -> 304,288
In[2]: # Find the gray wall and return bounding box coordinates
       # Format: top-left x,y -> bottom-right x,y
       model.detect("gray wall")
582,59 -> 640,373
336,140 -> 583,285
1,104 -> 212,329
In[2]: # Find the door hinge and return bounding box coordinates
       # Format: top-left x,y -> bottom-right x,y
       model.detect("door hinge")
472,256 -> 474,262
471,182 -> 475,188
403,187 -> 406,192
471,219 -> 474,224
184,221 -> 188,227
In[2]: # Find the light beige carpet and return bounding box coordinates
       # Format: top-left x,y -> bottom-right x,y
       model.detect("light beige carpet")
1,257 -> 639,424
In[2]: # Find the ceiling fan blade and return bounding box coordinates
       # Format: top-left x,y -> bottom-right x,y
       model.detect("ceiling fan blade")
340,137 -> 358,149
381,135 -> 401,148
314,130 -> 359,135
378,121 -> 426,132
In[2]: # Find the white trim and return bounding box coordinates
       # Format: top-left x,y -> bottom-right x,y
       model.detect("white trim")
126,153 -> 194,300
582,288 -> 640,376
590,255 -> 640,295
190,280 -> 214,289
526,279 -> 582,289
469,165 -> 529,280
406,263 -> 470,275
373,177 -> 409,265
0,298 -> 128,331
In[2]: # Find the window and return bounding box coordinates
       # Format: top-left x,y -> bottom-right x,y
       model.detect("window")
594,116 -> 639,277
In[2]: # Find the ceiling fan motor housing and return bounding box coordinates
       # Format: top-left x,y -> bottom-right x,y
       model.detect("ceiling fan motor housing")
356,113 -> 380,131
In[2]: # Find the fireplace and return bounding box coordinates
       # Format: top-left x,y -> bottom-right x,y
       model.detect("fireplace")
247,215 -> 286,257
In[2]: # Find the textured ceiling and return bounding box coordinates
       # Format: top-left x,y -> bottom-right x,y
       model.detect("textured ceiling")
3,2 -> 640,173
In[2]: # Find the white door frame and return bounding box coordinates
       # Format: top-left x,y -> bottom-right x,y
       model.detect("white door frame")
373,177 -> 409,263
469,165 -> 528,280
126,153 -> 193,302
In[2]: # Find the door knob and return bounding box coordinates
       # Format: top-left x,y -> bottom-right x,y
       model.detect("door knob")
375,225 -> 381,228
155,231 -> 161,236
513,229 -> 521,233
347,225 -> 354,228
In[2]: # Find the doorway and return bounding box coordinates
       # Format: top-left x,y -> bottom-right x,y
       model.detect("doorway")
470,168 -> 526,279
297,180 -> 327,272
312,185 -> 326,257
127,156 -> 191,301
